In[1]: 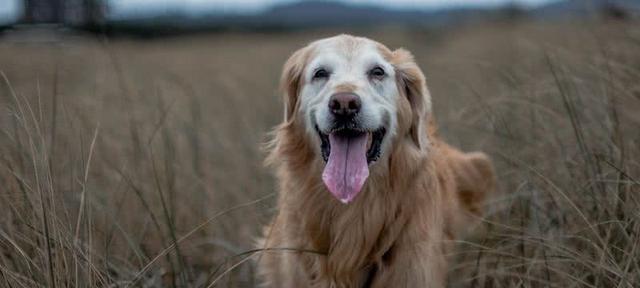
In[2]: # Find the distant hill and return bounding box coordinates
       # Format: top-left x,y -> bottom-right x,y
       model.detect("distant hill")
235,1 -> 488,28
103,0 -> 640,36
531,0 -> 640,19
107,0 -> 498,34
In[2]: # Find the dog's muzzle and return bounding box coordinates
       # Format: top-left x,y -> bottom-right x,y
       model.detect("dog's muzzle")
316,93 -> 387,204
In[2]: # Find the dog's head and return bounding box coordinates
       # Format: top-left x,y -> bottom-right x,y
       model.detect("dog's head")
277,35 -> 431,203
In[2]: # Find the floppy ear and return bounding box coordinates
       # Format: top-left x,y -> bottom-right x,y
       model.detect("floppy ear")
392,48 -> 431,149
280,46 -> 311,123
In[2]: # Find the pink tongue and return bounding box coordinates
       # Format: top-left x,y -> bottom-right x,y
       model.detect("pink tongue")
322,133 -> 369,204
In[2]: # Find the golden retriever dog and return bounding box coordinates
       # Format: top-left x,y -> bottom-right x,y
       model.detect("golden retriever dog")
257,34 -> 495,287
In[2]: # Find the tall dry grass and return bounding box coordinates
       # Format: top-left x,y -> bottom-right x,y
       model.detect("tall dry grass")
0,20 -> 639,287
430,21 -> 640,287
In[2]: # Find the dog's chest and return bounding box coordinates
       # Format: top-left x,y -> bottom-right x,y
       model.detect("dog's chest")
302,199 -> 404,282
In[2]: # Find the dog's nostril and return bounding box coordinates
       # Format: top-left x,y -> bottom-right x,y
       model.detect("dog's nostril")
329,93 -> 361,117
329,99 -> 341,111
348,100 -> 360,110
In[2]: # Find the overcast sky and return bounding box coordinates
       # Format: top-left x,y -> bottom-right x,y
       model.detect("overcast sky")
0,0 -> 560,23
0,0 -> 20,24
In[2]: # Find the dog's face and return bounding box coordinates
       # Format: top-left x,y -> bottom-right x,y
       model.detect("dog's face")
280,35 -> 430,203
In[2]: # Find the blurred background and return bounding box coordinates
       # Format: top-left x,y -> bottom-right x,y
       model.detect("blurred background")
1,0 -> 639,287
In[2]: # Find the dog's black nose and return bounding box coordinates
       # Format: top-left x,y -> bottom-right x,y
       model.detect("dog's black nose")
329,93 -> 361,118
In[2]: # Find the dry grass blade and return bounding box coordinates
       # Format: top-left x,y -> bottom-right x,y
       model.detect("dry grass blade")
126,193 -> 275,287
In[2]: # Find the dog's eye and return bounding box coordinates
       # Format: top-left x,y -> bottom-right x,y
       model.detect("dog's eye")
369,66 -> 385,79
313,68 -> 330,80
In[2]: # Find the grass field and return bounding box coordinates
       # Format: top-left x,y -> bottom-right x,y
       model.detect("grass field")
1,19 -> 639,287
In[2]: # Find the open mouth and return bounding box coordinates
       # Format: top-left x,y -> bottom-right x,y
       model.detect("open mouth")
316,125 -> 386,204
316,126 -> 386,165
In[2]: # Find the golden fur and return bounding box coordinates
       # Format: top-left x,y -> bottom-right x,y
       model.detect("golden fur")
257,35 -> 496,287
